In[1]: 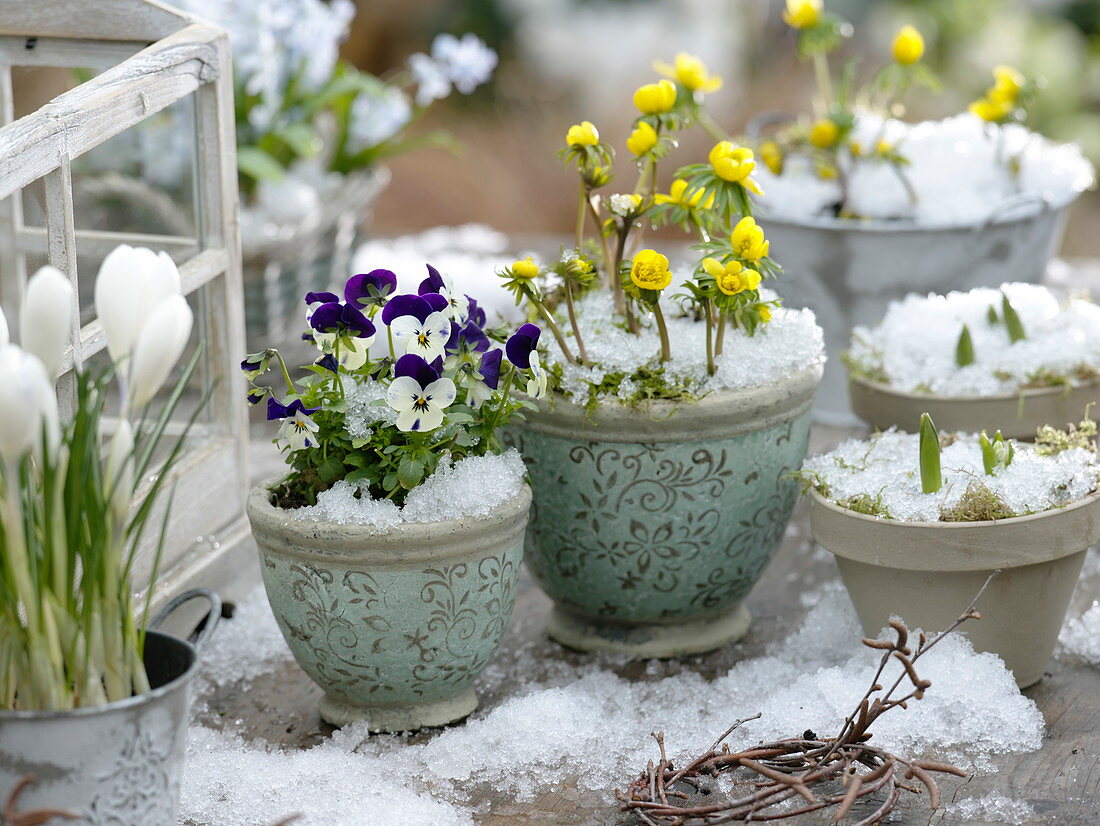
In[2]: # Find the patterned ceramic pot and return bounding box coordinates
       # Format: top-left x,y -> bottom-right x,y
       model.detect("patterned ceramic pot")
247,480 -> 530,731
0,590 -> 220,826
514,363 -> 822,657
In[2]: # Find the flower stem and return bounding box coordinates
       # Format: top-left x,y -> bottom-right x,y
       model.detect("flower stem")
271,349 -> 297,394
652,300 -> 671,363
703,298 -> 716,376
563,280 -> 588,365
715,311 -> 727,356
575,180 -> 587,249
524,286 -> 576,365
697,105 -> 731,142
813,52 -> 833,112
387,325 -> 396,361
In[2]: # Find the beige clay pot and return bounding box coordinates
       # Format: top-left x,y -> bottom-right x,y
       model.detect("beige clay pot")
809,488 -> 1100,687
848,375 -> 1100,440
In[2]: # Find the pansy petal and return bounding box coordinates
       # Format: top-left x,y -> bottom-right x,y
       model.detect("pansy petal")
381,293 -> 431,325
387,375 -> 424,411
421,292 -> 449,314
423,377 -> 457,408
419,264 -> 445,295
309,302 -> 345,333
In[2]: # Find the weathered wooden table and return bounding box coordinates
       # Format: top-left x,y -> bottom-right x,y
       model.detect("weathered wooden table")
192,424 -> 1100,825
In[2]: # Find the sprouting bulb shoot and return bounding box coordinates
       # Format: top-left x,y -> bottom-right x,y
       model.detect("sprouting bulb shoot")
986,304 -> 999,325
919,412 -> 943,494
955,324 -> 975,367
979,429 -> 1014,476
1001,291 -> 1026,342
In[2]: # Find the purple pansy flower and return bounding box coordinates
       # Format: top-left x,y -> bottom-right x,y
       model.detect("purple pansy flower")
267,398 -> 321,451
506,323 -> 547,399
445,319 -> 490,371
385,354 -> 457,432
465,296 -> 487,328
467,347 -> 502,409
316,353 -> 339,373
309,301 -> 376,339
382,293 -> 452,361
344,269 -> 397,311
418,264 -> 468,322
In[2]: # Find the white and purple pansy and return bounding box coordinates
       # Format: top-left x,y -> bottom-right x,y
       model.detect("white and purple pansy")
506,323 -> 547,399
467,347 -> 502,409
344,268 -> 397,313
385,353 -> 457,433
267,397 -> 321,451
420,264 -> 469,323
309,299 -> 377,370
444,319 -> 490,370
382,293 -> 452,361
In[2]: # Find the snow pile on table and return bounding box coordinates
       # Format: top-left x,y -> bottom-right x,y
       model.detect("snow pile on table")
755,113 -> 1094,226
180,583 -> 1045,825
549,290 -> 825,406
352,224 -> 527,327
802,429 -> 1097,521
287,450 -> 526,528
948,791 -> 1036,824
1060,548 -> 1100,665
847,283 -> 1100,396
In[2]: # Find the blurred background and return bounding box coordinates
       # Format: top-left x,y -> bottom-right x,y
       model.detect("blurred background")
347,0 -> 1100,255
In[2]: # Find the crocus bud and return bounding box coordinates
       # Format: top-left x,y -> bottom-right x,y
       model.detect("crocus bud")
21,265 -> 73,377
104,419 -> 135,521
0,345 -> 54,467
94,245 -> 181,364
127,295 -> 194,412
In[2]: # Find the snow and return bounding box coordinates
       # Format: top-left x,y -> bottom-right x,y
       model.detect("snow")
288,451 -> 527,528
802,429 -> 1098,522
847,283 -> 1100,396
948,792 -> 1036,824
549,289 -> 825,406
351,225 -> 528,328
1060,548 -> 1100,665
756,113 -> 1094,226
180,582 -> 1046,825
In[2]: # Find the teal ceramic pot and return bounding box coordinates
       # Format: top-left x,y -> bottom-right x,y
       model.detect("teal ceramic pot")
246,481 -> 530,731
514,363 -> 822,657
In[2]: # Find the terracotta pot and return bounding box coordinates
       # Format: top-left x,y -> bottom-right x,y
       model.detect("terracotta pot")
247,480 -> 530,731
515,362 -> 823,658
848,375 -> 1100,440
808,488 -> 1100,687
758,199 -> 1075,424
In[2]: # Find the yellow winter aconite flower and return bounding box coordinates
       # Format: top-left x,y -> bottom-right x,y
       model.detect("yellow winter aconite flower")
969,97 -> 1013,122
731,217 -> 770,261
759,305 -> 773,323
760,140 -> 784,174
626,121 -> 658,155
783,0 -> 822,30
809,119 -> 840,149
566,121 -> 600,147
701,258 -> 761,296
989,65 -> 1024,103
630,249 -> 673,291
633,79 -> 677,115
511,257 -> 539,279
655,179 -> 715,210
875,140 -> 892,155
654,53 -> 722,93
891,25 -> 924,66
709,141 -> 756,183
849,140 -> 864,157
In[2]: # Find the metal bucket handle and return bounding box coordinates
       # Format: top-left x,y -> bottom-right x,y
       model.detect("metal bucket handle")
150,588 -> 222,652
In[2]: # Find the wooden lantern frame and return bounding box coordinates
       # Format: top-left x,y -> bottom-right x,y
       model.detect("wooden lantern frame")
0,1 -> 252,604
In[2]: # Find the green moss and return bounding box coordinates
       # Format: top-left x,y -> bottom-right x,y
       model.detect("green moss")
575,363 -> 702,420
1035,409 -> 1098,456
940,481 -> 1015,522
841,350 -> 889,385
838,491 -> 892,518
788,469 -> 831,498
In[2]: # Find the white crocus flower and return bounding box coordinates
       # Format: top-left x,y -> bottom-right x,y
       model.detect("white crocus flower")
127,295 -> 194,412
94,245 -> 180,363
389,310 -> 451,361
278,409 -> 320,451
0,345 -> 55,466
21,265 -> 73,377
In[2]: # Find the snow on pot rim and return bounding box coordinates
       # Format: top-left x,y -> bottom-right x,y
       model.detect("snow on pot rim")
846,284 -> 1100,398
546,289 -> 825,410
753,113 -> 1094,231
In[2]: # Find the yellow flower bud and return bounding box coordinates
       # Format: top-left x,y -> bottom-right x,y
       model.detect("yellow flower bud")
731,216 -> 770,261
566,120 -> 600,147
809,119 -> 840,149
891,25 -> 924,66
630,249 -> 672,291
760,140 -> 784,174
654,53 -> 722,93
874,139 -> 892,155
759,305 -> 773,323
655,179 -> 715,210
968,96 -> 1013,123
783,0 -> 822,30
626,121 -> 659,156
849,140 -> 864,158
709,141 -> 756,183
511,257 -> 539,279
988,65 -> 1024,104
633,79 -> 677,115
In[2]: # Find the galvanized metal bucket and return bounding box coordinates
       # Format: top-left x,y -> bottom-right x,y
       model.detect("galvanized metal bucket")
0,589 -> 220,826
759,198 -> 1072,424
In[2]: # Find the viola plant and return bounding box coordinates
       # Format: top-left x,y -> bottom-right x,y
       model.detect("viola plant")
246,267 -> 543,507
759,0 -> 1036,216
499,52 -> 783,403
1,245 -> 199,711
